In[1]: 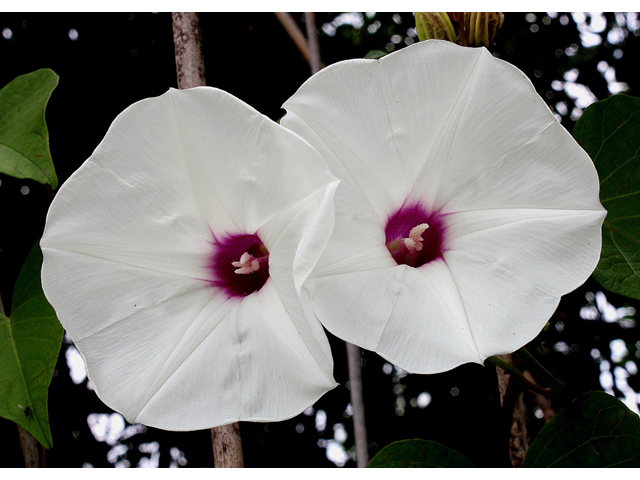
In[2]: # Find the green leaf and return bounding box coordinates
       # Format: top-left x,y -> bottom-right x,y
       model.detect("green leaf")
0,68 -> 59,189
364,49 -> 388,59
524,391 -> 640,467
367,439 -> 475,467
574,94 -> 640,299
0,242 -> 63,449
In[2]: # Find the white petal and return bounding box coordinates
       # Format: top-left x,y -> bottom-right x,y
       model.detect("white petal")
446,208 -> 604,294
134,283 -> 336,429
282,40 -> 484,218
305,261 -> 483,373
283,40 -> 605,373
376,262 -> 484,372
42,249 -> 233,425
55,262 -> 336,430
166,88 -> 337,234
443,207 -> 605,358
43,88 -> 337,278
308,181 -> 394,278
444,248 -> 562,360
42,91 -> 215,280
305,268 -> 398,353
259,182 -> 340,385
408,48 -> 603,214
41,87 -> 339,429
44,248 -> 336,430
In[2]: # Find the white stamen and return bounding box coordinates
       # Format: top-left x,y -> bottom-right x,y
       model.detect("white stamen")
232,252 -> 260,274
403,223 -> 429,255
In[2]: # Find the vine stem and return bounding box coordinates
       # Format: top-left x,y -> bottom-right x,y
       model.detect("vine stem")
524,371 -> 556,423
514,347 -> 564,392
495,353 -> 529,467
171,12 -> 243,468
487,355 -> 551,396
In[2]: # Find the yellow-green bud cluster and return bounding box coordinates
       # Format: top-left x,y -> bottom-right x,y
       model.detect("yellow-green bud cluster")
415,12 -> 457,43
464,12 -> 505,47
414,12 -> 505,48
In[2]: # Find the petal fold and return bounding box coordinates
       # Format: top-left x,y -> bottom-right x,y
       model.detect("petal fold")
306,261 -> 483,373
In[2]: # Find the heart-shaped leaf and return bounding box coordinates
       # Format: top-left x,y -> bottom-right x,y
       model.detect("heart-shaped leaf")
0,242 -> 63,448
524,391 -> 640,467
367,439 -> 475,467
574,94 -> 640,299
0,68 -> 59,188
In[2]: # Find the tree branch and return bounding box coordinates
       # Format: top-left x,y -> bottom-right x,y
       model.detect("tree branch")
346,342 -> 369,467
274,12 -> 312,67
211,423 -> 244,468
304,12 -> 322,74
172,12 -> 206,89
18,426 -> 43,467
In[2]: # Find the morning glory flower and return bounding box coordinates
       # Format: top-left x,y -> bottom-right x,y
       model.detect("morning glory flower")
281,40 -> 606,374
40,87 -> 339,430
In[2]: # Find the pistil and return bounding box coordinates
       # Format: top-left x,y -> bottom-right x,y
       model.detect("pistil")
209,233 -> 271,298
384,202 -> 445,268
232,253 -> 260,274
232,251 -> 269,274
403,223 -> 429,255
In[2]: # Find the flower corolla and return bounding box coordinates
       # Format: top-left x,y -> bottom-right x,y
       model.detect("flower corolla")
40,87 -> 339,430
281,40 -> 606,374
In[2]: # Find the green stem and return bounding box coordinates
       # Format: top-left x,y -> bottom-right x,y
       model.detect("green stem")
486,356 -> 551,396
513,347 -> 565,393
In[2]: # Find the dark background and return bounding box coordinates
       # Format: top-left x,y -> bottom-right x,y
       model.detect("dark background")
0,12 -> 639,467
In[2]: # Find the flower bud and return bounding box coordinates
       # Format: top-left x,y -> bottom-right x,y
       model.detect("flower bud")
464,12 -> 504,47
415,12 -> 457,43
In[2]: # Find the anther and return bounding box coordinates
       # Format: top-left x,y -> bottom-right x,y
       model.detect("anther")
403,223 -> 429,255
232,252 -> 260,274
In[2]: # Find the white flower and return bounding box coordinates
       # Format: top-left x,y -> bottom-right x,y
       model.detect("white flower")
40,87 -> 339,430
281,40 -> 606,374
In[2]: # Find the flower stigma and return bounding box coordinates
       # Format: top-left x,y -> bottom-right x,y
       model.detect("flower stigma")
209,233 -> 270,297
403,223 -> 430,255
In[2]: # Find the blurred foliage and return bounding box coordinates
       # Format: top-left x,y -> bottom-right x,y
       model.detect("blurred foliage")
315,12 -> 638,132
525,391 -> 640,467
367,439 -> 475,467
0,12 -> 639,467
366,391 -> 640,467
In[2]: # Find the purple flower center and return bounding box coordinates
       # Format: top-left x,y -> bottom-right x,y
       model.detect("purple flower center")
385,202 -> 446,268
208,233 -> 270,298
